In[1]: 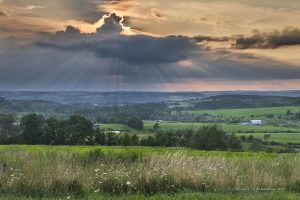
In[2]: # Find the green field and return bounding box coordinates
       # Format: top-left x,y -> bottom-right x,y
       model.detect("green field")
0,145 -> 299,199
237,133 -> 300,144
0,145 -> 278,157
99,124 -> 134,131
99,121 -> 300,145
143,121 -> 300,133
187,106 -> 300,118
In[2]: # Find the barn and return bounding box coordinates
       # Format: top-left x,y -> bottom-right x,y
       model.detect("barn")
250,120 -> 263,126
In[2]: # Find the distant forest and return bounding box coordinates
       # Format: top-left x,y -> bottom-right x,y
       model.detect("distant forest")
1,94 -> 300,122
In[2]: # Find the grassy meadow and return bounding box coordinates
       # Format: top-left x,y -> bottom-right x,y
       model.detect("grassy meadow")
99,124 -> 135,132
99,106 -> 300,143
186,106 -> 300,118
237,133 -> 300,144
97,121 -> 300,134
2,105 -> 300,199
101,120 -> 300,145
142,121 -> 300,133
0,145 -> 299,199
1,192 -> 300,200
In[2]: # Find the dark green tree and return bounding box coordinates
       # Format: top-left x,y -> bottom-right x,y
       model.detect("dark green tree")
226,133 -> 242,149
127,117 -> 144,130
155,132 -> 168,146
0,113 -> 16,143
131,134 -> 139,146
94,129 -> 107,145
190,125 -> 228,150
153,122 -> 160,131
296,111 -> 300,119
169,135 -> 181,147
43,117 -> 60,145
263,133 -> 271,142
140,136 -> 155,146
106,132 -> 119,146
121,134 -> 131,146
21,114 -> 45,144
65,116 -> 93,145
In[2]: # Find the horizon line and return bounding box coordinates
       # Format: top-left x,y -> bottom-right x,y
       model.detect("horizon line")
1,90 -> 300,93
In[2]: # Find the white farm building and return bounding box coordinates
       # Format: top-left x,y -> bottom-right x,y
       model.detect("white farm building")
250,120 -> 263,125
239,120 -> 263,126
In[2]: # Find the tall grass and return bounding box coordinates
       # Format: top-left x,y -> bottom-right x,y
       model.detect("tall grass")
1,192 -> 300,200
0,146 -> 299,198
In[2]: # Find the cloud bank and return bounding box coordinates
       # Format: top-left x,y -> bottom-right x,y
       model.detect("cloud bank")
232,27 -> 300,49
1,3 -> 300,91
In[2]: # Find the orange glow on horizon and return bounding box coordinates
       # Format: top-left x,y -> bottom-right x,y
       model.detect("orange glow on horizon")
155,79 -> 300,92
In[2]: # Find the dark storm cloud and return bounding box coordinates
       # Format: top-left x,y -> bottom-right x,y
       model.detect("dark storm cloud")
36,35 -> 198,65
193,51 -> 300,81
2,10 -> 300,91
54,25 -> 81,39
45,13 -> 124,42
2,35 -> 300,91
35,13 -> 199,65
192,35 -> 229,43
232,27 -> 300,49
31,15 -> 300,81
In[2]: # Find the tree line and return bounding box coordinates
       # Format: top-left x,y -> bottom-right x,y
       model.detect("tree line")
0,113 -> 241,150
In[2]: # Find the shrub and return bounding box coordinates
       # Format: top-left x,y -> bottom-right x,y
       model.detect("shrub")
278,148 -> 297,154
287,180 -> 300,193
190,125 -> 228,150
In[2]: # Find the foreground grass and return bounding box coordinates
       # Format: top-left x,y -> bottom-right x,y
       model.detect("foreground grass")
0,145 -> 299,198
1,192 -> 300,200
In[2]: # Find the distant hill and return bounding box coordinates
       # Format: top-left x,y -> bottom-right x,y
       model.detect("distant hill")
193,95 -> 300,109
0,91 -> 300,104
1,92 -> 300,120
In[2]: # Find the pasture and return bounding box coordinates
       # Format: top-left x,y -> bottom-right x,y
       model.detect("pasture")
0,145 -> 299,199
237,133 -> 300,144
143,121 -> 300,133
99,124 -> 134,131
100,121 -> 300,145
186,106 -> 300,118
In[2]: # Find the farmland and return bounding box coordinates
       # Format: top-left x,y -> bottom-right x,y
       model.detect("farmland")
0,145 -> 299,199
1,94 -> 300,199
101,121 -> 300,134
101,121 -> 300,142
143,121 -> 300,133
99,124 -> 134,132
237,133 -> 300,144
186,106 -> 300,118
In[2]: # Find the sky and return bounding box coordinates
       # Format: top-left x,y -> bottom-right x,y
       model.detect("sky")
1,0 -> 300,91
